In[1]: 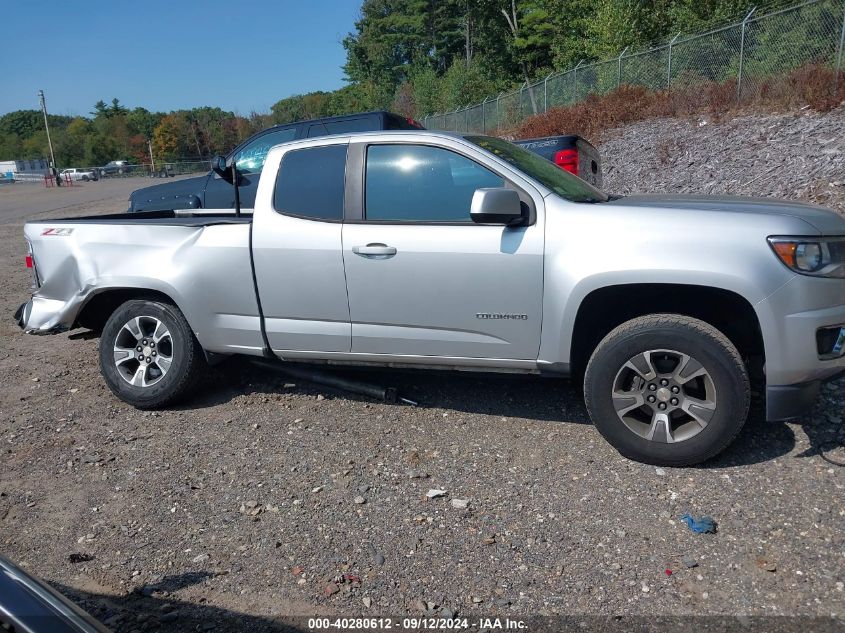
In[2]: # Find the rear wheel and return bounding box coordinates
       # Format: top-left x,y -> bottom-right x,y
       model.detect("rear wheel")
584,314 -> 750,466
100,299 -> 206,408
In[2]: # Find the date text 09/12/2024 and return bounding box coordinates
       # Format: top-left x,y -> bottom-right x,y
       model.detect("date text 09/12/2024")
307,617 -> 528,630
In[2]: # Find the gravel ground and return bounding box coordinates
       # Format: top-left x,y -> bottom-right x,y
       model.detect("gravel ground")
1,129 -> 844,632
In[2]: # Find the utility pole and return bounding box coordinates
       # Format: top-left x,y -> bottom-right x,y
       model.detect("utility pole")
148,139 -> 156,176
37,90 -> 57,172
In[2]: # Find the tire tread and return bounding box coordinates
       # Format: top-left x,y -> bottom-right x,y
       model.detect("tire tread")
100,299 -> 206,409
584,313 -> 750,466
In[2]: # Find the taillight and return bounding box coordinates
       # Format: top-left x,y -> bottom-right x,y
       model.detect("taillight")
26,242 -> 40,289
554,148 -> 579,176
407,117 -> 423,129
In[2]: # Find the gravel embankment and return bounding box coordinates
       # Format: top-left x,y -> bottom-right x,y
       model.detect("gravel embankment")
0,122 -> 843,633
599,106 -> 845,214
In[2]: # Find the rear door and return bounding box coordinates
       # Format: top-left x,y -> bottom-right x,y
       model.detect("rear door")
251,140 -> 351,353
203,125 -> 299,209
341,139 -> 545,360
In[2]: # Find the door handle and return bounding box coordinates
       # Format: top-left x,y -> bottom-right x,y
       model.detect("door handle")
352,243 -> 397,258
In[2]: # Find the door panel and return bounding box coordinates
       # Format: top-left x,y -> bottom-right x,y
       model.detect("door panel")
342,223 -> 544,359
254,216 -> 350,353
342,142 -> 544,361
252,143 -> 350,353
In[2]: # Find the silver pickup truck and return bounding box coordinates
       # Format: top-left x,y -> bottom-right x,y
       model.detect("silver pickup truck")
15,131 -> 845,466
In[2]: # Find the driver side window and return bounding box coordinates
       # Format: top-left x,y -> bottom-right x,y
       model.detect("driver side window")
233,127 -> 298,174
364,144 -> 503,222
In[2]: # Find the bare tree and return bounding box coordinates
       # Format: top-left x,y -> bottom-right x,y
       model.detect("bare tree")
501,0 -> 538,114
464,1 -> 474,65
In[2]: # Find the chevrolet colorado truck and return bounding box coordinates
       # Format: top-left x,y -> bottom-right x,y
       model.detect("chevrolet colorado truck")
16,131 -> 845,465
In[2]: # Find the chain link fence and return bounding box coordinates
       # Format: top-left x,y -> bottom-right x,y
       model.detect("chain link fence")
1,160 -> 212,185
424,0 -> 845,135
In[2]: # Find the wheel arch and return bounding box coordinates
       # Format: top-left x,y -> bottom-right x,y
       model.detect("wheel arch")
74,287 -> 191,334
567,283 -> 765,384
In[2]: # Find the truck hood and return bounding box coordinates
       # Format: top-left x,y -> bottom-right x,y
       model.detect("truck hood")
128,174 -> 208,212
608,194 -> 845,235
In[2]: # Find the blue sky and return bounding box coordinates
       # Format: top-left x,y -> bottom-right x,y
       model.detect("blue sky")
0,0 -> 361,117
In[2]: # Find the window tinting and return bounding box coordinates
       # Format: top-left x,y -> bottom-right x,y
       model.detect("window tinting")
234,126 -> 297,174
365,145 -> 503,222
306,118 -> 374,137
274,145 -> 347,220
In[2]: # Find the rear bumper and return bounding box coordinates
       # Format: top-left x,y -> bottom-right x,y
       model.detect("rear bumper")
13,302 -> 26,328
14,298 -> 69,334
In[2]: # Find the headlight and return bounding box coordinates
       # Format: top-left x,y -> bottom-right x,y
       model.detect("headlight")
768,237 -> 845,278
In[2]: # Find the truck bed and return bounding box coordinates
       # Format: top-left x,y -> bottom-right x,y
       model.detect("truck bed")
22,212 -> 264,355
26,209 -> 253,227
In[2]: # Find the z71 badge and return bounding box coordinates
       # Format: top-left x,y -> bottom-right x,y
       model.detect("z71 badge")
41,228 -> 75,236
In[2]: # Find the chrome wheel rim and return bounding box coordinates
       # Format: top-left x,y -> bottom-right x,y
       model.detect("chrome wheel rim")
113,316 -> 174,387
611,349 -> 717,443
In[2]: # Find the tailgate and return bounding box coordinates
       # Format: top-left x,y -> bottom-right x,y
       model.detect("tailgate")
576,138 -> 602,188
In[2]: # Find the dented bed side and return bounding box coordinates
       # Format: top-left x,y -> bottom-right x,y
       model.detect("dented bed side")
21,218 -> 266,356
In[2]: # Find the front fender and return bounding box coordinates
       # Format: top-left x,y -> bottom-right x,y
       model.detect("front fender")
539,269 -> 781,365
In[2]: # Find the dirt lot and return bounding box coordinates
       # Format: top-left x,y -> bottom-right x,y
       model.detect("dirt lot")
1,151 -> 844,632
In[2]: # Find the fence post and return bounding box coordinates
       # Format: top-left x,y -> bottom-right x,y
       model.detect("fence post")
543,72 -> 553,112
464,107 -> 469,133
737,7 -> 757,102
454,106 -> 461,132
573,60 -> 584,105
836,0 -> 845,89
667,32 -> 681,90
496,93 -> 502,133
519,82 -> 527,118
616,47 -> 629,88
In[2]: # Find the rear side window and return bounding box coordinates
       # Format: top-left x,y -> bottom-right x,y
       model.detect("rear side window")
273,145 -> 347,220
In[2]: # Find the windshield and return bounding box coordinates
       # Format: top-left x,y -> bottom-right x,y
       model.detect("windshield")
466,135 -> 608,203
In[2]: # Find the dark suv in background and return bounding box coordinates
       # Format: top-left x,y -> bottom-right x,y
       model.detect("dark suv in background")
128,111 -> 424,212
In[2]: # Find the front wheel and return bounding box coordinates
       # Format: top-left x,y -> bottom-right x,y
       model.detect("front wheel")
584,314 -> 750,466
100,299 -> 206,408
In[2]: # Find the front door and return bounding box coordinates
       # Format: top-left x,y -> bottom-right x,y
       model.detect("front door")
342,141 -> 544,360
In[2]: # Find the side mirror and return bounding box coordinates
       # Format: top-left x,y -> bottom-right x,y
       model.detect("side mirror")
211,155 -> 233,183
470,188 -> 524,226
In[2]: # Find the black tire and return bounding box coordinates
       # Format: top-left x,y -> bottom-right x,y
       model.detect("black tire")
584,314 -> 750,466
99,299 -> 206,409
